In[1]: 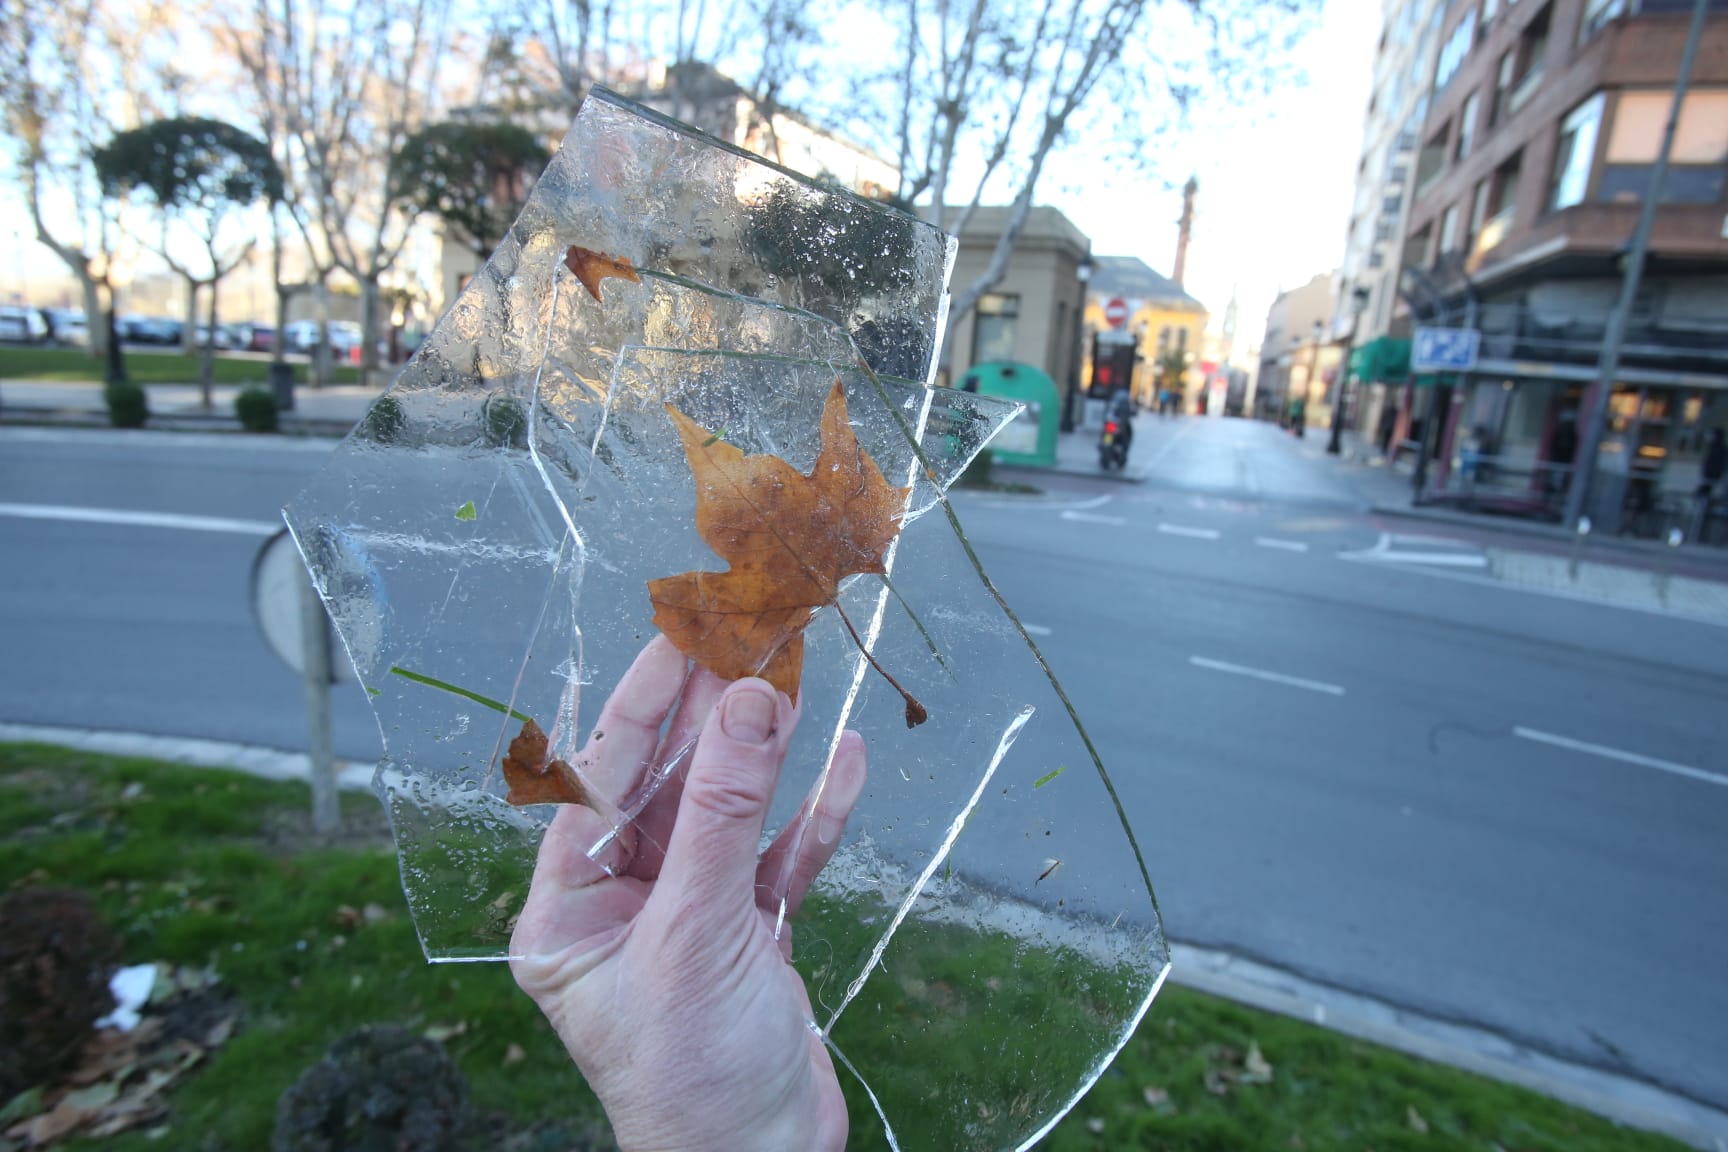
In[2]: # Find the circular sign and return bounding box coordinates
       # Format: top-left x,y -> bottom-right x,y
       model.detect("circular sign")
251,528 -> 356,684
1104,298 -> 1129,329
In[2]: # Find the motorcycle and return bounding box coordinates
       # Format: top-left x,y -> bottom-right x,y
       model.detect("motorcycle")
1099,416 -> 1130,471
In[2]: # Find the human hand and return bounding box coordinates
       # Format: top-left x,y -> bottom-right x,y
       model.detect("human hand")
510,636 -> 867,1152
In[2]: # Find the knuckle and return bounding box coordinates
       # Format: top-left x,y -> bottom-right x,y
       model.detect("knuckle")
685,762 -> 772,823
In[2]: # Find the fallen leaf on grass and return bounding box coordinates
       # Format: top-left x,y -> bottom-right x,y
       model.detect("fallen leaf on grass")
1407,1105 -> 1430,1134
648,380 -> 925,725
0,1088 -> 45,1126
1085,1117 -> 1105,1134
1141,1086 -> 1175,1114
424,1021 -> 468,1043
1203,1068 -> 1231,1097
503,1043 -> 526,1067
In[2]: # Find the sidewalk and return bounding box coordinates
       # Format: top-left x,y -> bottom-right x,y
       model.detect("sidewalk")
1295,425 -> 1728,576
0,378 -> 382,436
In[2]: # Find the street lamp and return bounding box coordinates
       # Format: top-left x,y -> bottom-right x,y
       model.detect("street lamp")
1327,286 -> 1371,455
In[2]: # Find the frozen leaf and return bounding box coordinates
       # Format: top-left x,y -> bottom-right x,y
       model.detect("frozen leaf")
453,501 -> 477,522
283,88 -> 1169,1151
0,1088 -> 44,1126
649,380 -> 922,721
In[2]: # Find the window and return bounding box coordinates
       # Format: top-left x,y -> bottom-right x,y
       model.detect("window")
1457,91 -> 1481,160
1416,121 -> 1451,192
1511,4 -> 1551,114
971,293 -> 1020,363
1492,151 -> 1522,219
1440,203 -> 1462,254
1158,326 -> 1171,353
1549,93 -> 1604,210
1491,50 -> 1516,124
1468,180 -> 1491,250
1435,8 -> 1478,92
1580,0 -> 1627,41
1598,88 -> 1728,204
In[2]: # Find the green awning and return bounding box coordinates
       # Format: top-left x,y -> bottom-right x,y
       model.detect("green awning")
1350,336 -> 1411,384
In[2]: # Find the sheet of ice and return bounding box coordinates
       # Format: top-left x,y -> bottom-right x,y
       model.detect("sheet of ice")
284,87 -> 1168,1151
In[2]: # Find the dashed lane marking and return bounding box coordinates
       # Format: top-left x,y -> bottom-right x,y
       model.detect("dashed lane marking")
1512,727 -> 1725,789
1062,509 -> 1127,525
1158,523 -> 1221,540
1255,537 -> 1309,552
1189,656 -> 1346,696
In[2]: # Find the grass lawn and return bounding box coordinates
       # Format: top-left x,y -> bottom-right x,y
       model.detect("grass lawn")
0,744 -> 1686,1152
0,347 -> 361,387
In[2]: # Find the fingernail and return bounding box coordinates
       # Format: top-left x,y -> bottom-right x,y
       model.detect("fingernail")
721,684 -> 775,744
816,810 -> 845,846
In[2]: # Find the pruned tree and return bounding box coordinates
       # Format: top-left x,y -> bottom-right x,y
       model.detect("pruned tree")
389,121 -> 550,261
218,0 -> 454,384
94,117 -> 284,409
0,0 -> 158,367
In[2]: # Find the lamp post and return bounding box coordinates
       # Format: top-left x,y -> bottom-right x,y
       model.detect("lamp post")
1063,251 -> 1094,432
1327,286 -> 1371,455
1295,319 -> 1321,437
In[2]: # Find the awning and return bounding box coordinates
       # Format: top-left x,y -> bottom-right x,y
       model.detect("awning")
1350,336 -> 1411,384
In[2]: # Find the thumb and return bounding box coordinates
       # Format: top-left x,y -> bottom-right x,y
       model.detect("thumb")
654,678 -> 797,927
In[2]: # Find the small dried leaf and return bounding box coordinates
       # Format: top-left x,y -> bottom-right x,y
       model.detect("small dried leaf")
563,245 -> 641,301
501,720 -> 587,807
1242,1040 -> 1274,1084
1407,1105 -> 1430,1134
503,1043 -> 526,1067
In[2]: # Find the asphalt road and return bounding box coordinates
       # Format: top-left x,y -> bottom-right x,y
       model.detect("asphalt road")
2,419 -> 1725,1112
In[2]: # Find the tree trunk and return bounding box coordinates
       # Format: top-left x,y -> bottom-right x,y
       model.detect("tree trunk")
200,276 -> 219,410
273,282 -> 292,365
182,278 -> 199,354
312,280 -> 331,388
81,276 -> 107,360
359,276 -> 382,376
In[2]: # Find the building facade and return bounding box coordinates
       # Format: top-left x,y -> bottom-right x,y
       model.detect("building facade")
1389,0 -> 1728,531
1256,273 -> 1342,428
941,205 -> 1093,402
1082,256 -> 1208,411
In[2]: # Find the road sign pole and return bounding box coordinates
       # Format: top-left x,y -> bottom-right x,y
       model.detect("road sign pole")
298,574 -> 340,834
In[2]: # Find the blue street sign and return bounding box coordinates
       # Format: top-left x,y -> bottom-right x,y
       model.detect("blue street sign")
1412,327 -> 1480,373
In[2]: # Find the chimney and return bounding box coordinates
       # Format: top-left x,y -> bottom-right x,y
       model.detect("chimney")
1173,176 -> 1198,287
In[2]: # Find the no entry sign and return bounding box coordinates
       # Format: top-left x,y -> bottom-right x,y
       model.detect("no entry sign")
1104,297 -> 1129,329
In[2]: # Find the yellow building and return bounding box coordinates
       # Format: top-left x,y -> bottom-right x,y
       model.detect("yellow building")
1082,256 -> 1208,411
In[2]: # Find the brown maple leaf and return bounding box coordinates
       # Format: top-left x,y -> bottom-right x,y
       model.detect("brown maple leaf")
500,718 -> 587,806
649,380 -> 927,724
563,245 -> 641,301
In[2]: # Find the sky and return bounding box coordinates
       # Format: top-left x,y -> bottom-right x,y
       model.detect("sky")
3,0 -> 1382,353
1055,0 -> 1382,357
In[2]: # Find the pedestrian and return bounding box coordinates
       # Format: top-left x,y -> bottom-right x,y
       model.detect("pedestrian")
1290,394 -> 1307,438
511,638 -> 864,1152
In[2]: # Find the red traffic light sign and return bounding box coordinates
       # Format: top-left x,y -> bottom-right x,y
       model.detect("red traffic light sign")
1104,297 -> 1129,328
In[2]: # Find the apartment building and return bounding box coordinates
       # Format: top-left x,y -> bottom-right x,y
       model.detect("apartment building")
1400,0 -> 1728,525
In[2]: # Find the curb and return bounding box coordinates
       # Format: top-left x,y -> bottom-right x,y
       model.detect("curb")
0,723 -> 374,792
1371,502 -> 1728,575
1172,943 -> 1728,1152
1,723 -> 1724,1148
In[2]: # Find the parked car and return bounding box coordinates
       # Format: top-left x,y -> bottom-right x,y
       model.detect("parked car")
245,324 -> 276,353
119,316 -> 184,345
194,323 -> 251,350
42,308 -> 89,345
0,306 -> 49,343
284,319 -> 364,358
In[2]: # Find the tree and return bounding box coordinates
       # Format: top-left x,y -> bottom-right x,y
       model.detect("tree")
0,0 -> 155,366
389,121 -> 550,260
219,0 -> 454,384
95,117 -> 284,408
1156,346 -> 1187,401
870,0 -> 1309,373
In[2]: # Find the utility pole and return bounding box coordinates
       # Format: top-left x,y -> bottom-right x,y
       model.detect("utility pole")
1562,0 -> 1710,530
1328,287 -> 1370,455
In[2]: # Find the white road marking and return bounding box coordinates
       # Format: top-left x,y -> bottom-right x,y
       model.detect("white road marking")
1021,623 -> 1053,636
1512,727 -> 1724,789
1340,531 -> 1488,567
1061,509 -> 1126,525
1070,495 -> 1114,511
1254,537 -> 1309,553
1189,656 -> 1345,696
1158,523 -> 1221,540
0,502 -> 279,536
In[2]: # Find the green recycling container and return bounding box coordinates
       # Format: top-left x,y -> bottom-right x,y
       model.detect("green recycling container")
958,360 -> 1059,468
